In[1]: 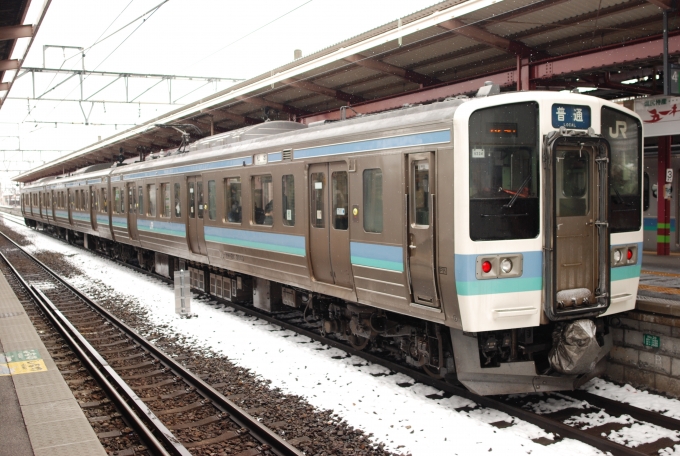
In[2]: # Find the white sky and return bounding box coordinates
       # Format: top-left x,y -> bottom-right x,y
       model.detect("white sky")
0,0 -> 446,190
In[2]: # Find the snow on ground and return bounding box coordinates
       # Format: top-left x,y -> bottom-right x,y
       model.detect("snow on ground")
4,215 -> 675,455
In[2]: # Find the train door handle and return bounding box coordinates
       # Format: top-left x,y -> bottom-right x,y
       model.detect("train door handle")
409,244 -> 416,250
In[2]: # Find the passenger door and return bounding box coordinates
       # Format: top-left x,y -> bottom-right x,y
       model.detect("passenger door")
308,163 -> 353,288
90,186 -> 97,230
545,137 -> 610,320
187,176 -> 207,255
127,182 -> 138,240
406,152 -> 439,307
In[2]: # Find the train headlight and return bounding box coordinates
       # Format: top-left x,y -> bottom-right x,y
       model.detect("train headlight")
500,258 -> 513,273
613,249 -> 622,264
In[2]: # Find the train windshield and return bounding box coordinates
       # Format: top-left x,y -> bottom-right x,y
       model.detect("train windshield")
601,107 -> 642,233
469,102 -> 540,241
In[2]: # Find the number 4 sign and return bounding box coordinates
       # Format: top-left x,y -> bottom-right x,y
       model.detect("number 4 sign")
667,168 -> 674,183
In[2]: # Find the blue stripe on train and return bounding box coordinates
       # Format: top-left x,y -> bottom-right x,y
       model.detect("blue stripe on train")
350,242 -> 403,272
137,219 -> 186,237
455,251 -> 543,296
204,226 -> 305,256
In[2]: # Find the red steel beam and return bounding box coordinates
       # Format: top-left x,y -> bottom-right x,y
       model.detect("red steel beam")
302,32 -> 679,123
0,25 -> 33,41
0,60 -> 21,71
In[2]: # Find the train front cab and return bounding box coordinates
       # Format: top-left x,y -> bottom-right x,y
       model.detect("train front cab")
451,93 -> 643,395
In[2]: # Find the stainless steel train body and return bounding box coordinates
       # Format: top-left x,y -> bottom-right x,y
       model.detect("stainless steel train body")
20,91 -> 643,395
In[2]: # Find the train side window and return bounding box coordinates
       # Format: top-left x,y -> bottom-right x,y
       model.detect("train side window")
644,172 -> 650,211
93,190 -> 98,211
363,168 -> 383,233
138,186 -> 144,215
311,172 -> 325,229
174,183 -> 181,217
148,184 -> 156,217
114,188 -> 121,214
189,182 -> 195,219
252,175 -> 273,226
84,190 -> 88,210
128,187 -> 135,214
161,183 -> 171,218
207,180 -> 216,221
332,171 -> 348,230
413,161 -> 429,226
101,189 -> 108,212
225,178 -> 241,223
282,175 -> 295,226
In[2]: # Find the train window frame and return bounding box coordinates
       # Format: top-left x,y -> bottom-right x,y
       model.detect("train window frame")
282,174 -> 295,227
363,168 -> 383,234
161,183 -> 171,218
174,183 -> 181,218
138,186 -> 144,216
207,180 -> 217,221
251,175 -> 273,226
311,172 -> 325,229
147,184 -> 156,217
332,171 -> 348,230
225,177 -> 241,224
644,172 -> 650,212
468,101 -> 540,241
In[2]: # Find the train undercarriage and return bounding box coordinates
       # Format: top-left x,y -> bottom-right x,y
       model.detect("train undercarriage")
30,220 -> 612,395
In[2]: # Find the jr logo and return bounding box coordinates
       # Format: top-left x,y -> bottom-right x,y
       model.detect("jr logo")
609,120 -> 627,139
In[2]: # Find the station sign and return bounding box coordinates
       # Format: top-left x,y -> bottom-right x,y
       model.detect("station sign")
634,95 -> 680,137
552,104 -> 591,129
643,333 -> 661,348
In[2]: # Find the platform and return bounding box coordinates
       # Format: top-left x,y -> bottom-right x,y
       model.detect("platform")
638,252 -> 680,316
0,271 -> 106,456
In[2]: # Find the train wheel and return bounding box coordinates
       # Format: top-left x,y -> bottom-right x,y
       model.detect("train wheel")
348,334 -> 370,350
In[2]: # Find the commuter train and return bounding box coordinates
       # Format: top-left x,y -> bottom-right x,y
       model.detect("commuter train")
20,89 -> 643,395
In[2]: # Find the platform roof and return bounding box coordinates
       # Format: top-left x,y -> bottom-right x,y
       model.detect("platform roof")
14,0 -> 678,183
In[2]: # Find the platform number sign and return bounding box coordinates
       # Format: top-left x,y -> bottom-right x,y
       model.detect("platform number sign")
667,168 -> 673,183
671,65 -> 680,95
643,333 -> 661,348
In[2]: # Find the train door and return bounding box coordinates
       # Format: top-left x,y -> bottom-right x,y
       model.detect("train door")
127,182 -> 138,240
39,192 -> 43,218
187,176 -> 207,255
308,162 -> 353,288
406,153 -> 439,307
50,190 -> 56,221
67,189 -> 73,224
546,138 -> 610,319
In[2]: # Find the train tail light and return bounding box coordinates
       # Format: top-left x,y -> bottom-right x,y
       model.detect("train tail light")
627,249 -> 633,261
482,260 -> 492,273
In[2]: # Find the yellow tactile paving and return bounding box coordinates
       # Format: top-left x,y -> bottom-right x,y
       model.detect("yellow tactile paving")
642,270 -> 680,278
639,284 -> 680,295
7,359 -> 47,375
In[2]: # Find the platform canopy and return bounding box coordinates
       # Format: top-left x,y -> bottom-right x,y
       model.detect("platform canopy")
14,0 -> 678,183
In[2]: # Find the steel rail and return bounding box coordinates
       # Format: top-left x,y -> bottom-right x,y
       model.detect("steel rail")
0,250 -> 181,456
0,214 -> 656,455
0,228 -> 304,456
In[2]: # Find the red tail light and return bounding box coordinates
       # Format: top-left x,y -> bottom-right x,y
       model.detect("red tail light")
627,249 -> 633,260
482,260 -> 492,273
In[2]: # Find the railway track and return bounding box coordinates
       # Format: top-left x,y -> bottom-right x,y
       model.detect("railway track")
0,227 -> 302,456
3,213 -> 680,455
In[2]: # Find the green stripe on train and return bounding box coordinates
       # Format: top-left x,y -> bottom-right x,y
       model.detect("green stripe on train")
350,256 -> 403,272
611,265 -> 641,281
456,277 -> 542,296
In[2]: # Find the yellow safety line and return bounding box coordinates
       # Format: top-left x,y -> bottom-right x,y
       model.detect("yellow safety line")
639,284 -> 680,295
641,270 -> 680,278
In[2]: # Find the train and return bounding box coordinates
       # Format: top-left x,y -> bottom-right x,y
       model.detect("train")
19,88 -> 643,395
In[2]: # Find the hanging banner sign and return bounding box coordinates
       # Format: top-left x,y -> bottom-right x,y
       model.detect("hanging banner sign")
634,95 -> 680,137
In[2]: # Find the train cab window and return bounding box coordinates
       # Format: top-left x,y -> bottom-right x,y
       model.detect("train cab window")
252,175 -> 273,226
161,183 -> 171,218
557,151 -> 589,217
311,172 -> 325,229
602,107 -> 642,232
174,183 -> 181,217
332,172 -> 348,230
138,186 -> 144,215
148,184 -> 156,217
363,168 -> 383,233
469,102 -> 539,241
282,175 -> 295,226
644,172 -> 650,211
413,161 -> 430,226
225,178 -> 241,223
207,180 -> 216,221
189,182 -> 195,219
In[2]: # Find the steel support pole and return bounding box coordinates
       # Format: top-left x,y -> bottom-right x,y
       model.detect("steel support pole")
664,9 -> 670,96
658,136 -> 672,255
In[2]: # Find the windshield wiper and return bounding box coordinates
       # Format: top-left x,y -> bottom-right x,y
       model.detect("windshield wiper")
504,175 -> 531,208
